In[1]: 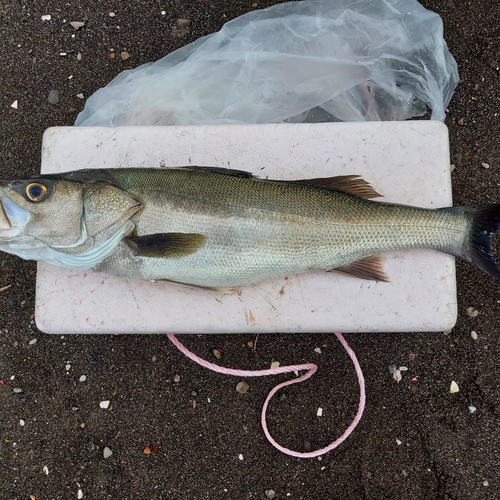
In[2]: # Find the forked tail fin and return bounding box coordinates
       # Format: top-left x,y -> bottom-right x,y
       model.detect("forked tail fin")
443,204 -> 500,277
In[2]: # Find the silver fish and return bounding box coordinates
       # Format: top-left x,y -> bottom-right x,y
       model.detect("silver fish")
0,167 -> 499,288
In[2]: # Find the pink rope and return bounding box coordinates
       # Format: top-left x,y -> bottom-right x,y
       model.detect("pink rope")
167,332 -> 365,458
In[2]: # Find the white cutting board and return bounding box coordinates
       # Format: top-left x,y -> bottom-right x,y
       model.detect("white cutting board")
35,122 -> 456,334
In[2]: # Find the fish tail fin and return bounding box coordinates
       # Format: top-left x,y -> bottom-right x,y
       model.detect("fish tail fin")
443,204 -> 500,277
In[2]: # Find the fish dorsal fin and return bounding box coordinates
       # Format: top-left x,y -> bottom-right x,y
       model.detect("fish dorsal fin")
125,233 -> 205,258
180,166 -> 256,178
331,255 -> 389,282
298,175 -> 382,199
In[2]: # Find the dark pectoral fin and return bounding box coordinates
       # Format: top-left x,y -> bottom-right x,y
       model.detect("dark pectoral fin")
126,233 -> 205,258
331,255 -> 389,282
298,175 -> 382,199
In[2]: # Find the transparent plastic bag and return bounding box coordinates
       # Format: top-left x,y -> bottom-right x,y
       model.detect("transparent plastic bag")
75,0 -> 459,127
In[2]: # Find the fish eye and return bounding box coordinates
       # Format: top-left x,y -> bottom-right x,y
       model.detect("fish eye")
26,182 -> 48,202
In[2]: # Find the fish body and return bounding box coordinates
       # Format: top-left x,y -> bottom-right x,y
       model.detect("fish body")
0,167 -> 499,288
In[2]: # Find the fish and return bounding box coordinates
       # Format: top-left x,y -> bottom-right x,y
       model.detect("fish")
0,166 -> 499,289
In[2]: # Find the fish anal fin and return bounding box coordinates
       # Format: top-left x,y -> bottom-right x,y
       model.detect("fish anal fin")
331,255 -> 389,282
298,175 -> 382,199
126,233 -> 205,258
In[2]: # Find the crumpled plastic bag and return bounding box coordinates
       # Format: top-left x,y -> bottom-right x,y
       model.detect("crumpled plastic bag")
75,0 -> 459,126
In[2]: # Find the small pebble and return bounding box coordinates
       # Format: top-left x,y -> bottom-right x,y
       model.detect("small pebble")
161,10 -> 166,16
89,359 -> 97,366
77,489 -> 84,499
66,364 -> 71,371
303,441 -> 312,451
110,53 -> 116,60
450,381 -> 459,393
41,15 -> 51,21
213,349 -> 222,360
109,12 -> 116,17
483,480 -> 489,487
60,52 -> 67,57
103,447 -> 113,459
238,454 -> 244,461
99,400 -> 110,409
314,347 -> 322,354
481,162 -> 490,169
86,440 -> 95,452
396,438 -> 402,445
468,405 -> 477,414
236,381 -> 249,394
173,374 -> 181,383
77,53 -> 82,61
252,2 -> 258,7
80,423 -> 85,428
393,369 -> 402,383
13,388 -> 23,394
450,164 -> 456,172
317,407 -> 323,417
19,419 -> 25,426
48,90 -> 59,105
270,361 -> 280,369
388,365 -> 397,374
278,392 -> 287,402
11,100 -> 18,109
471,330 -> 478,340
29,339 -> 37,345
265,490 -> 276,499
121,51 -> 130,61
399,366 -> 408,371
79,375 -> 87,382
176,18 -> 191,29
70,21 -> 85,30
76,93 -> 84,99
467,307 -> 479,318
152,355 -> 157,362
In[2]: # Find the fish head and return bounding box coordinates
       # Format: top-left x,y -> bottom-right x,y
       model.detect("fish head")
0,176 -> 142,262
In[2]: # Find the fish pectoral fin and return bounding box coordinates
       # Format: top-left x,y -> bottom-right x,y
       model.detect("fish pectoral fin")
297,175 -> 382,199
125,233 -> 205,258
330,255 -> 390,282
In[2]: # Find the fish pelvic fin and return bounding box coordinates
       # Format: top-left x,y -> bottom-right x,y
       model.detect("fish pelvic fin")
330,255 -> 389,282
296,175 -> 382,199
443,204 -> 500,277
125,233 -> 205,258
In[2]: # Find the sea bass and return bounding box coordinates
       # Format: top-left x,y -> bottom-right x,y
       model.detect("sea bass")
0,167 -> 499,288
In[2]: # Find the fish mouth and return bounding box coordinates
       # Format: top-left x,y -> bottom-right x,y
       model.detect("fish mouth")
0,192 -> 31,238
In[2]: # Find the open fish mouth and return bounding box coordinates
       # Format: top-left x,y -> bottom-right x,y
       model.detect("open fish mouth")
0,194 -> 31,238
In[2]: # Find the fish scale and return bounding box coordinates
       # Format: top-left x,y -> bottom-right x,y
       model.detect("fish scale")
0,167 -> 499,288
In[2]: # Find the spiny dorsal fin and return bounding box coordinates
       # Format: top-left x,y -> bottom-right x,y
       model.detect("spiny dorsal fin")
180,166 -> 256,178
126,233 -> 205,258
297,175 -> 382,199
331,255 -> 389,282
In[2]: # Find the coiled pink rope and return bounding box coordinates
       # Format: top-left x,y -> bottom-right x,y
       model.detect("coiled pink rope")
167,332 -> 365,458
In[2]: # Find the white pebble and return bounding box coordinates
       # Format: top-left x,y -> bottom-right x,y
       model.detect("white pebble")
393,369 -> 402,383
10,375 -> 15,380
238,454 -> 244,460
396,438 -> 402,445
161,10 -> 166,15
108,12 -> 116,17
77,53 -> 82,61
481,162 -> 490,169
314,347 -> 322,354
270,361 -> 280,369
79,375 -> 87,382
99,400 -> 110,409
13,388 -> 22,393
483,480 -> 489,487
43,465 -> 49,475
450,381 -> 459,393
317,407 -> 323,417
19,419 -> 25,426
471,330 -> 478,340
41,14 -> 51,21
103,447 -> 113,459
467,307 -> 479,318
399,366 -> 408,371
66,364 -> 71,371
60,52 -> 67,57
10,100 -> 18,109
468,405 -> 477,414
29,339 -> 37,345
76,93 -> 85,99
77,489 -> 84,499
